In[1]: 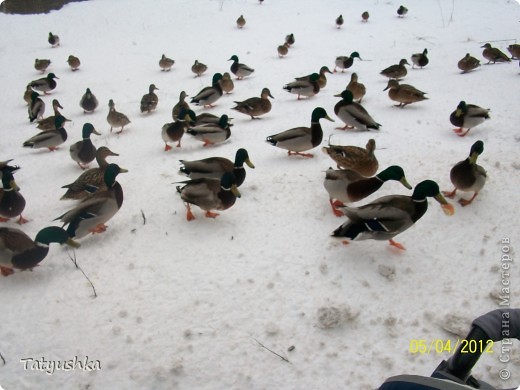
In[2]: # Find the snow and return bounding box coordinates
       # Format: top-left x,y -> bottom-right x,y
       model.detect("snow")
1,0 -> 519,388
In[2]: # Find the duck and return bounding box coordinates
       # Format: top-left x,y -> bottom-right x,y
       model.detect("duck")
411,48 -> 429,68
23,85 -> 33,105
457,53 -> 481,73
334,52 -> 362,72
0,171 -> 27,225
191,73 -> 223,108
219,72 -> 234,94
380,59 -> 409,79
194,112 -> 231,127
56,164 -> 127,239
285,33 -> 295,46
191,60 -> 208,77
443,140 -> 486,206
176,172 -> 241,221
322,138 -> 378,176
0,226 -> 79,276
231,87 -> 274,119
140,84 -> 159,113
69,123 -> 101,169
397,5 -> 408,17
23,115 -> 68,151
332,180 -> 454,250
28,91 -> 45,123
61,146 -> 119,200
236,14 -> 246,28
37,99 -> 67,131
34,58 -> 51,73
277,42 -> 290,58
159,54 -> 175,71
296,66 -> 333,89
67,55 -> 81,71
29,72 -> 59,94
186,114 -> 231,147
48,32 -> 60,47
336,14 -> 344,28
266,107 -> 333,158
449,101 -> 490,137
334,90 -> 381,131
383,79 -> 428,107
324,166 -> 412,217
0,160 -> 20,180
228,55 -> 255,79
80,88 -> 99,113
507,44 -> 520,59
481,43 -> 511,64
361,11 -> 370,22
180,148 -> 255,187
162,108 -> 196,151
171,91 -> 190,120
283,73 -> 321,100
107,99 -> 131,133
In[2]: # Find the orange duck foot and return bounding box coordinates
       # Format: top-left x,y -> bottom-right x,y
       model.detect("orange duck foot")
186,204 -> 195,221
459,193 -> 478,207
341,240 -> 350,246
1,266 -> 14,276
164,144 -> 172,151
90,224 -> 108,234
48,147 -> 58,151
389,239 -> 406,250
288,151 -> 314,158
16,215 -> 29,225
457,129 -> 471,137
205,211 -> 220,219
203,140 -> 215,147
0,217 -> 9,223
335,125 -> 354,130
442,189 -> 457,199
453,127 -> 463,133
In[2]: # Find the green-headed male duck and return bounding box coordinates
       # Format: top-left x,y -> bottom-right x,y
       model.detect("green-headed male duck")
69,123 -> 101,169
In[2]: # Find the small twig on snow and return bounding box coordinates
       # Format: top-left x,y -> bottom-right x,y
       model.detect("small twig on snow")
252,338 -> 290,363
141,209 -> 146,225
68,249 -> 97,298
0,351 -> 6,365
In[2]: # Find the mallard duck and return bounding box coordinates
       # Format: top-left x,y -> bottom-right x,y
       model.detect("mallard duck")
29,72 -> 59,94
266,107 -> 333,158
162,109 -> 196,151
334,90 -> 380,131
277,43 -> 289,58
443,141 -> 486,207
0,226 -> 79,276
296,66 -> 333,89
336,14 -> 344,28
0,171 -> 27,225
159,54 -> 175,71
191,73 -> 223,108
219,72 -> 234,94
507,44 -> 520,59
34,58 -> 51,73
172,91 -> 190,120
411,48 -> 429,68
285,33 -> 295,46
0,160 -> 20,180
397,5 -> 408,17
23,85 -> 33,105
481,43 -> 511,64
346,72 -> 366,102
28,91 -> 45,123
37,99 -> 67,131
450,101 -> 490,137
380,59 -> 409,79
61,146 -> 119,200
191,60 -> 208,77
23,116 -> 68,151
80,88 -> 99,113
56,164 -> 127,239
187,114 -> 231,146
361,11 -> 370,22
237,14 -> 246,28
231,87 -> 274,119
106,99 -> 131,133
48,32 -> 60,47
69,123 -> 101,169
140,84 -> 159,113
194,112 -> 232,127
180,148 -> 255,187
332,180 -> 454,250
383,79 -> 428,107
324,166 -> 412,217
67,55 -> 80,71
334,52 -> 362,72
283,73 -> 320,100
228,55 -> 255,79
457,53 -> 481,73
322,138 -> 378,176
176,172 -> 241,221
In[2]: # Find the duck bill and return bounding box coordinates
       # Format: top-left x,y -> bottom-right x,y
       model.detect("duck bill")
92,128 -> 102,136
269,93 -> 275,99
10,180 -> 20,191
325,115 -> 335,122
119,168 -> 129,174
66,238 -> 81,248
434,193 -> 455,216
333,93 -> 342,97
469,152 -> 479,164
245,159 -> 255,169
231,185 -> 241,198
400,177 -> 413,190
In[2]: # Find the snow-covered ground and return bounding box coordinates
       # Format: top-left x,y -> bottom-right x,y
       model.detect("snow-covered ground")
0,0 -> 519,388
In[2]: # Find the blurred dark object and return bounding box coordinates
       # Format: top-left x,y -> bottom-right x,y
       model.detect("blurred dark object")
0,0 -> 87,14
